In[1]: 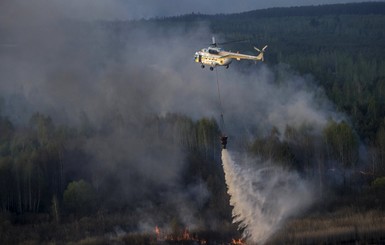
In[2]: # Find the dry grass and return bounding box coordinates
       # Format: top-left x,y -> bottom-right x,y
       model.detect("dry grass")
3,208 -> 385,244
268,208 -> 385,244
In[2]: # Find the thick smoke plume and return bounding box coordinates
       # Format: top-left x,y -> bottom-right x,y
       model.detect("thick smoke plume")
1,0 -> 343,234
222,150 -> 314,244
0,0 -> 341,134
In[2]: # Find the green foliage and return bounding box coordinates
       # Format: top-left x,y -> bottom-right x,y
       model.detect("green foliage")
195,117 -> 220,159
376,126 -> 385,175
250,127 -> 296,168
63,180 -> 96,215
371,177 -> 385,189
323,120 -> 358,168
29,113 -> 54,147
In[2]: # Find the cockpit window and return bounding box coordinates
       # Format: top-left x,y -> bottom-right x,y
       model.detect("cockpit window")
208,49 -> 219,54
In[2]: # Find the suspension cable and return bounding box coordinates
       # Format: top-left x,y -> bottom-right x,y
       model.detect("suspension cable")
215,68 -> 225,133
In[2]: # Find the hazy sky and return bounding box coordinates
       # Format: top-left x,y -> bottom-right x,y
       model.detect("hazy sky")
2,0 -> 376,21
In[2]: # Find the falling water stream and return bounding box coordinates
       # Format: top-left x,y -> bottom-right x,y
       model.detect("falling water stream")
221,149 -> 313,244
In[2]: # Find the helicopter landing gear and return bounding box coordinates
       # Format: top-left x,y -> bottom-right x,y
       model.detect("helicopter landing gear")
201,64 -> 205,69
210,67 -> 214,71
226,65 -> 229,69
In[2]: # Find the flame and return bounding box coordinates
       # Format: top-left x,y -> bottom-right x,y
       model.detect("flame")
154,225 -> 245,244
154,226 -> 207,244
155,225 -> 249,244
155,225 -> 160,236
182,228 -> 190,240
232,238 -> 247,245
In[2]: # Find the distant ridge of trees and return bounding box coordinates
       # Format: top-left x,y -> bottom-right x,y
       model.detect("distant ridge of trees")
237,2 -> 385,18
171,2 -> 385,21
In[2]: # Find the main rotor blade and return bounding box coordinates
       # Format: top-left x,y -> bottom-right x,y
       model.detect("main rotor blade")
216,39 -> 249,45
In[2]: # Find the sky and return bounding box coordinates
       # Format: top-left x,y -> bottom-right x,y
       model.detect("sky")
1,0 -> 376,21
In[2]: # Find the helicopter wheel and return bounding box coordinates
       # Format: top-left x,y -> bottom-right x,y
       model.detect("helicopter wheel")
226,65 -> 229,69
210,67 -> 214,71
201,64 -> 205,69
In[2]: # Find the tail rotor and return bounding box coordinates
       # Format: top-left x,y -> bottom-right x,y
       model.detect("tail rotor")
254,45 -> 268,62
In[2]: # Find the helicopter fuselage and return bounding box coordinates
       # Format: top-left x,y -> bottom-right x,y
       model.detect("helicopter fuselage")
194,48 -> 233,69
194,45 -> 265,70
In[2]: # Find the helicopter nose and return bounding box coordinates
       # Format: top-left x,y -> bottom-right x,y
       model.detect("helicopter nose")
194,52 -> 199,61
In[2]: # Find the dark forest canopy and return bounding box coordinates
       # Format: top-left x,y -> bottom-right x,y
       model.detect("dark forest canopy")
237,1 -> 385,17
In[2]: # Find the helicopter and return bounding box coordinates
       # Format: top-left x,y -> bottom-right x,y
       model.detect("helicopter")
194,37 -> 267,70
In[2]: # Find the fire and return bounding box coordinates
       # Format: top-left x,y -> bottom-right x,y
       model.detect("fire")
154,226 -> 207,244
155,225 -> 161,239
232,238 -> 247,245
182,228 -> 191,240
154,225 -> 244,244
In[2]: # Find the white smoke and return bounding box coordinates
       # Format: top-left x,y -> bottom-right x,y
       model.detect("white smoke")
221,149 -> 313,244
1,1 -> 341,237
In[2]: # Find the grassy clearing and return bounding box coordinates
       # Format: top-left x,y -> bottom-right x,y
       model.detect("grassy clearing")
268,208 -> 385,244
2,208 -> 385,244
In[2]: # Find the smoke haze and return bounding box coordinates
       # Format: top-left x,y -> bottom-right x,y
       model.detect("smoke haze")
0,0 -> 345,236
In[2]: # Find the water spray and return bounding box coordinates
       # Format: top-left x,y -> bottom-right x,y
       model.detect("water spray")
221,150 -> 314,244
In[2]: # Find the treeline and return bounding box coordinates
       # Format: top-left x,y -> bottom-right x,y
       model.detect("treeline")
2,111 -> 384,216
0,112 -> 231,223
0,113 -> 66,214
159,2 -> 385,22
250,122 -> 375,187
231,2 -> 385,18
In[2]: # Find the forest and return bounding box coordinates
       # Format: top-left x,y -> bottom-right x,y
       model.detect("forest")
1,2 -> 385,244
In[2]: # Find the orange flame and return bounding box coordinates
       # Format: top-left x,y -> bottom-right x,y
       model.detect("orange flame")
182,228 -> 191,240
155,225 -> 160,236
155,225 -> 239,245
232,238 -> 247,245
154,225 -> 209,244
